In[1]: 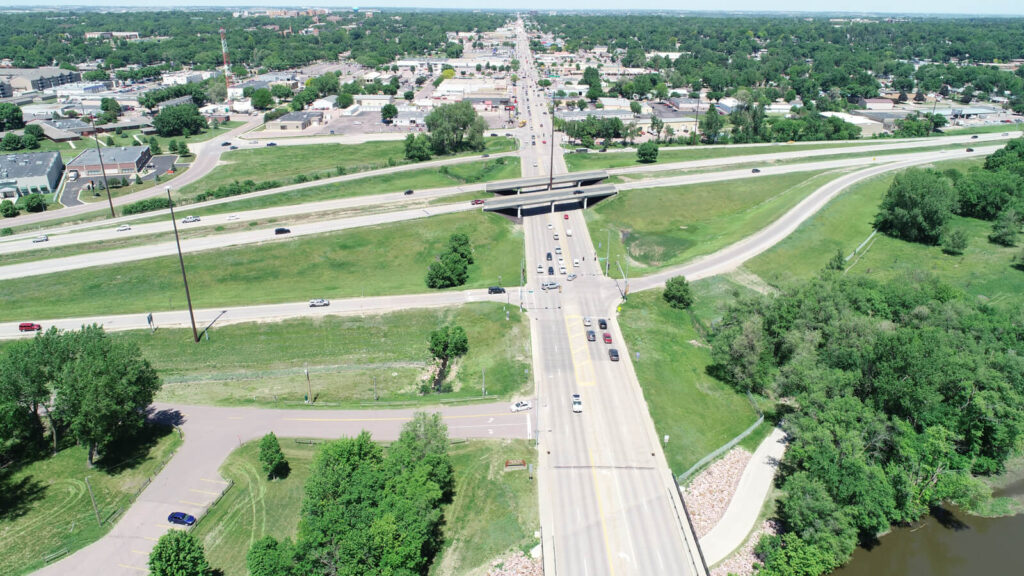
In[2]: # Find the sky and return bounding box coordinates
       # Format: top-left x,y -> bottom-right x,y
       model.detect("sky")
0,0 -> 1022,16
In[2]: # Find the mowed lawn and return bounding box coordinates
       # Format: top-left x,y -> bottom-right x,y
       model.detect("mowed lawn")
618,285 -> 760,475
584,169 -> 844,275
743,157 -> 1024,307
564,141 -> 879,171
195,438 -> 538,576
0,427 -> 181,576
0,211 -> 524,321
178,137 -> 515,197
121,303 -> 532,407
102,121 -> 245,153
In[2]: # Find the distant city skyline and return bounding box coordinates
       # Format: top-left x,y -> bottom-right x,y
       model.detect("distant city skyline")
0,1 -> 1022,17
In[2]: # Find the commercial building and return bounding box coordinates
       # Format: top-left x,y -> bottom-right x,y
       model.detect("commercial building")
310,95 -> 338,109
68,146 -> 152,177
352,94 -> 392,112
0,151 -> 64,198
227,80 -> 270,100
265,110 -> 323,131
0,67 -> 82,92
39,118 -> 96,141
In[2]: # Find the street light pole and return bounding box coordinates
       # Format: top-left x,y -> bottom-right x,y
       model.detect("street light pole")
89,114 -> 116,218
166,186 -> 200,343
605,228 -> 611,276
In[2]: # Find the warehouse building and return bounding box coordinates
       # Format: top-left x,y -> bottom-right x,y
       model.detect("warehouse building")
0,151 -> 64,198
0,67 -> 82,93
265,110 -> 323,131
67,146 -> 152,177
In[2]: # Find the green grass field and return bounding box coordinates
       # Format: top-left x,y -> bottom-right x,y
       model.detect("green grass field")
0,211 -> 524,321
939,123 -> 1024,136
0,426 -> 182,576
178,138 -> 515,198
116,303 -> 532,407
742,157 -> 1024,307
105,121 -> 245,153
195,438 -> 538,576
584,169 -> 845,275
564,141 -> 881,172
618,282 -> 760,474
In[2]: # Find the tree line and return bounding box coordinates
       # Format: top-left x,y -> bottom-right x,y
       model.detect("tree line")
0,325 -> 161,467
709,271 -> 1024,576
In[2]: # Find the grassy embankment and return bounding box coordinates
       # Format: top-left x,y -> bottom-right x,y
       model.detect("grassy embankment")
195,438 -> 538,576
0,427 -> 182,576
0,211 -> 523,321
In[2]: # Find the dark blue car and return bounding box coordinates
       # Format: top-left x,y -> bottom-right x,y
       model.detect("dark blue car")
167,511 -> 196,526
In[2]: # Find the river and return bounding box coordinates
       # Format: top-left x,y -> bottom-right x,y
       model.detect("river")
834,478 -> 1024,575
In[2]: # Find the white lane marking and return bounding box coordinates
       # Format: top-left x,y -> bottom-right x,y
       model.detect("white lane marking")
526,413 -> 532,440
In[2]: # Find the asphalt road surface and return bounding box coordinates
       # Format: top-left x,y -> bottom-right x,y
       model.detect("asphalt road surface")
34,402 -> 531,576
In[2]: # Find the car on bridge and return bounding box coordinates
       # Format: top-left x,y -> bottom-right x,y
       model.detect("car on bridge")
587,330 -> 596,342
167,512 -> 196,526
609,348 -> 620,362
510,400 -> 532,412
598,318 -> 608,329
571,394 -> 583,413
603,332 -> 612,344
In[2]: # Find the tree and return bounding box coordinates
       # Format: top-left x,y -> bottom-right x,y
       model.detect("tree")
381,103 -> 398,123
153,104 -> 208,137
446,233 -> 474,264
424,101 -> 486,155
629,101 -> 641,115
21,134 -> 38,149
826,248 -> 846,271
23,194 -> 46,213
54,325 -> 161,465
0,199 -> 18,218
663,276 -> 693,309
873,168 -> 957,244
0,103 -> 24,131
100,97 -> 121,124
251,88 -> 274,110
247,536 -> 292,576
258,432 -> 289,479
148,136 -> 162,155
942,228 -> 968,255
637,141 -> 659,163
426,251 -> 469,289
699,108 -> 724,143
404,133 -> 432,161
105,136 -> 116,146
148,530 -> 210,576
270,84 -> 293,100
23,124 -> 44,139
1,132 -> 22,151
428,325 -> 468,391
989,209 -> 1020,246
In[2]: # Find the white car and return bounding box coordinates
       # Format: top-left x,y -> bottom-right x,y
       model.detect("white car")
308,299 -> 330,307
32,234 -> 49,243
559,266 -> 567,275
553,233 -> 559,241
567,274 -> 577,281
546,223 -> 553,229
182,215 -> 200,224
555,246 -> 562,255
536,264 -> 544,274
510,400 -> 532,413
566,229 -> 573,237
227,214 -> 239,221
116,224 -> 131,232
571,393 -> 583,413
583,316 -> 592,327
573,258 -> 580,268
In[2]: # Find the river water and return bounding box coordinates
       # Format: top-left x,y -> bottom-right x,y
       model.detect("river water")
834,479 -> 1024,575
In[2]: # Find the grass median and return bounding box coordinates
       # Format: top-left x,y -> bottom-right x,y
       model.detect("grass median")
195,438 -> 538,576
178,137 -> 515,198
124,303 -> 532,407
564,141 -> 880,171
0,211 -> 524,321
742,157 -> 1024,307
0,426 -> 182,576
618,282 -> 762,475
584,168 -> 846,276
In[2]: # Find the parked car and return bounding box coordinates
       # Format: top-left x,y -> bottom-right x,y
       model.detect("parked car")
167,512 -> 196,526
32,235 -> 48,243
609,348 -> 620,362
18,322 -> 42,332
603,332 -> 612,344
510,400 -> 532,413
182,216 -> 200,224
598,318 -> 608,329
571,393 -> 583,413
116,224 -> 131,232
274,227 -> 291,235
488,286 -> 506,294
308,299 -> 330,307
471,199 -> 485,205
567,274 -> 577,281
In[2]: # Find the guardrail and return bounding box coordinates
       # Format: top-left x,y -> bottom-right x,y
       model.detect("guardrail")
42,547 -> 69,564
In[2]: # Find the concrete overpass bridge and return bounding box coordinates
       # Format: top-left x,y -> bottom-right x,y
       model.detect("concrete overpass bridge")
482,183 -> 618,217
484,170 -> 609,194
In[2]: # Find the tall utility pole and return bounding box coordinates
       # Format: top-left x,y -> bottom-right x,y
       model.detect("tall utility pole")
547,100 -> 556,190
88,115 -> 115,218
166,186 -> 200,342
219,28 -> 231,101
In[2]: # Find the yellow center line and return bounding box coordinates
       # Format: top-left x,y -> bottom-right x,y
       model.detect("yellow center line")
284,412 -> 516,423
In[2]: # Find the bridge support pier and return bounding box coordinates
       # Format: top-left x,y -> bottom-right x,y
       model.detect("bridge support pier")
517,206 -> 522,218
584,197 -> 588,209
551,202 -> 555,213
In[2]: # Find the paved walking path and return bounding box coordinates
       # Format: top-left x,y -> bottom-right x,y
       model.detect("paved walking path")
699,427 -> 788,565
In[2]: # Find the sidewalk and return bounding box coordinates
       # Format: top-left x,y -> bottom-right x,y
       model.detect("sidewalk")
699,427 -> 788,565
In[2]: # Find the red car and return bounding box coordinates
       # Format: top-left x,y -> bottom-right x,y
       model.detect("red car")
603,332 -> 612,344
471,199 -> 485,205
563,214 -> 569,219
19,322 -> 42,332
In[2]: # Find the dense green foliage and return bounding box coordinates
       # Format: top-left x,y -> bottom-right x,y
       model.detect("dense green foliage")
873,168 -> 958,244
139,83 -> 207,111
428,324 -> 469,393
0,11 -> 509,70
710,273 -> 1024,575
636,141 -> 659,163
0,103 -> 24,131
534,15 -> 1024,110
149,530 -> 211,576
153,103 -> 208,138
0,325 -> 161,467
426,233 -> 475,289
424,102 -> 486,156
22,195 -> 47,213
120,196 -> 172,216
246,413 -> 454,575
662,276 -> 693,309
258,432 -> 289,480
